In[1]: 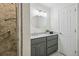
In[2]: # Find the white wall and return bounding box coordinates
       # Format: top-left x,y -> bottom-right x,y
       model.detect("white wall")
30,3 -> 50,33
50,8 -> 59,32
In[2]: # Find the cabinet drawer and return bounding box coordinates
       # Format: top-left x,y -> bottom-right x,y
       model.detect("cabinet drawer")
47,44 -> 58,55
47,39 -> 58,48
47,35 -> 58,41
31,37 -> 46,45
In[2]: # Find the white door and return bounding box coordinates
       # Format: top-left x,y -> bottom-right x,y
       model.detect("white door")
58,5 -> 77,56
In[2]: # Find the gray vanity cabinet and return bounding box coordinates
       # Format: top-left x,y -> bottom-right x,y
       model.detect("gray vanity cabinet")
47,35 -> 58,55
37,42 -> 46,56
31,44 -> 37,56
31,37 -> 46,56
31,34 -> 58,56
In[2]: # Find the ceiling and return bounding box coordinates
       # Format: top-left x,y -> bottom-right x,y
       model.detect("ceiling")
40,3 -> 75,8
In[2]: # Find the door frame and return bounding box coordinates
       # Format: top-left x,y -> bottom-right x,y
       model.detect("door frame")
17,3 -> 31,56
16,3 -> 22,56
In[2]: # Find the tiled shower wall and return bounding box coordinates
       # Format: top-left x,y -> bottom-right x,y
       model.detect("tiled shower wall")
0,4 -> 17,56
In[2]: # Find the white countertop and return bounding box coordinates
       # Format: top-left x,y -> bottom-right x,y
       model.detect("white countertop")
31,33 -> 58,39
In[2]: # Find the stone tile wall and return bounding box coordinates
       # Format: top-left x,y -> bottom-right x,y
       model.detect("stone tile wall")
0,3 -> 17,56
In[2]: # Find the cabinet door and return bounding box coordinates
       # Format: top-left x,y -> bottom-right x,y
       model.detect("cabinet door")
37,42 -> 46,56
31,45 -> 37,56
31,37 -> 46,56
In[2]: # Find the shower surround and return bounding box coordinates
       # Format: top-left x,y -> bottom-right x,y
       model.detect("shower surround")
0,4 -> 17,56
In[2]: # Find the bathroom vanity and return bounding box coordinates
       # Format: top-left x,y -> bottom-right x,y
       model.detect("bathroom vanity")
31,33 -> 58,56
